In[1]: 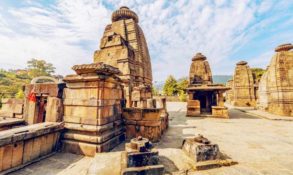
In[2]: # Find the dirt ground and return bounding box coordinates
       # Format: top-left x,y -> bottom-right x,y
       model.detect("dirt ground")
10,102 -> 293,175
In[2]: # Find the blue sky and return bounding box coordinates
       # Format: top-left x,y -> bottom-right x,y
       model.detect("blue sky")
0,0 -> 292,81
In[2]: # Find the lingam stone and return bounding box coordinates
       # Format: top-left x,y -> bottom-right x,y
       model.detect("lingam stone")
262,43 -> 293,116
93,6 -> 153,107
231,61 -> 256,107
186,53 -> 229,118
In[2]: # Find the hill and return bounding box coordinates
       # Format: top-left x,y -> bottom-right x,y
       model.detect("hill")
213,75 -> 232,84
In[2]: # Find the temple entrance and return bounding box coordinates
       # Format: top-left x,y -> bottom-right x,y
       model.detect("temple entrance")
193,91 -> 217,113
35,95 -> 48,123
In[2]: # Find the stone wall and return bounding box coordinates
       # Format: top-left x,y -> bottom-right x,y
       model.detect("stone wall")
122,98 -> 168,142
0,122 -> 62,173
225,80 -> 234,104
0,98 -> 23,119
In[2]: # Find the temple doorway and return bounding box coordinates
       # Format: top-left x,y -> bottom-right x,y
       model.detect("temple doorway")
35,95 -> 48,123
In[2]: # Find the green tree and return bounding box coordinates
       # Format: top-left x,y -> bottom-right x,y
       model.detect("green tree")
251,68 -> 265,83
163,75 -> 178,96
177,78 -> 189,102
15,89 -> 25,99
27,59 -> 55,78
152,86 -> 159,96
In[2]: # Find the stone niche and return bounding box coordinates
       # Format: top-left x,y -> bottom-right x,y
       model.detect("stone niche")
61,62 -> 125,156
93,6 -> 153,108
186,53 -> 229,118
231,61 -> 256,107
0,122 -> 63,173
0,98 -> 25,131
24,77 -> 65,125
259,43 -> 293,116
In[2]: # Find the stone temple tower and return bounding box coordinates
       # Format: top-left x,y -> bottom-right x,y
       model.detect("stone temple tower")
93,6 -> 153,107
189,53 -> 213,85
264,43 -> 293,116
232,61 -> 256,107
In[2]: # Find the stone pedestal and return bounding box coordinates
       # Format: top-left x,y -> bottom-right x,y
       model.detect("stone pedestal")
121,137 -> 164,175
186,100 -> 200,116
182,135 -> 220,162
62,63 -> 125,156
212,106 -> 229,118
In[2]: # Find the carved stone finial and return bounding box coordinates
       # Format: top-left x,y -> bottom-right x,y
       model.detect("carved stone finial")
236,61 -> 247,65
275,43 -> 293,52
111,6 -> 139,23
192,52 -> 207,61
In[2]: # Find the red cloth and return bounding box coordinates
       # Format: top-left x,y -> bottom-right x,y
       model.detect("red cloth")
27,88 -> 36,102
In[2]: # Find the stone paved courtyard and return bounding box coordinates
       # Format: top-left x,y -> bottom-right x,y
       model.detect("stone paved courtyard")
10,102 -> 293,175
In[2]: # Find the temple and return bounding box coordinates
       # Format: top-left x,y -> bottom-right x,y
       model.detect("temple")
257,43 -> 293,116
186,53 -> 229,118
231,61 -> 256,107
93,6 -> 152,108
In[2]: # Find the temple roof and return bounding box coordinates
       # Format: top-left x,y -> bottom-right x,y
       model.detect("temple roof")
275,43 -> 293,52
192,52 -> 207,61
187,84 -> 230,91
111,6 -> 139,23
72,62 -> 122,75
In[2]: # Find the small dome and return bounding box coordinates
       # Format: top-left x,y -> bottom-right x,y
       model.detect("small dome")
192,52 -> 206,61
111,6 -> 139,23
275,43 -> 293,52
236,61 -> 247,65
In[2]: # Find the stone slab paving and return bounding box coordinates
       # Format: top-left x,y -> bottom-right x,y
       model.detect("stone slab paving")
225,103 -> 293,121
10,102 -> 293,175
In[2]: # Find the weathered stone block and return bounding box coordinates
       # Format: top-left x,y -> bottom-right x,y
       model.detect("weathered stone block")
182,136 -> 220,162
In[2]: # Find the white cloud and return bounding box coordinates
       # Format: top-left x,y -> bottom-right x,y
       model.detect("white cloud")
0,0 -> 292,81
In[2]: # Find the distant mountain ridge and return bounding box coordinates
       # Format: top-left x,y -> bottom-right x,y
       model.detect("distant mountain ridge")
213,75 -> 232,84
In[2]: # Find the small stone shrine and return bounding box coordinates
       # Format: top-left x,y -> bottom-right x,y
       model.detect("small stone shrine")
23,76 -> 65,124
186,53 -> 229,118
231,61 -> 256,107
61,62 -> 125,156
